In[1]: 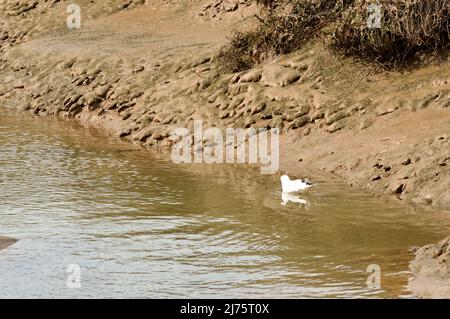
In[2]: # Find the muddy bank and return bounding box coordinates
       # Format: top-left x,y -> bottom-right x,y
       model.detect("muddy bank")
1,0 -> 449,209
409,236 -> 450,298
0,236 -> 17,251
0,0 -> 450,296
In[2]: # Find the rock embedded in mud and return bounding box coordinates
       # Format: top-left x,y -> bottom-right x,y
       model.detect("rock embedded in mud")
132,65 -> 145,73
324,103 -> 341,116
118,129 -> 132,138
136,128 -> 154,142
289,115 -> 309,130
197,78 -> 212,90
267,117 -> 283,129
244,117 -> 255,128
153,112 -> 170,123
282,111 -> 296,122
311,109 -> 325,121
207,90 -> 224,103
219,111 -> 230,119
228,84 -> 247,96
325,110 -> 347,125
94,84 -> 112,99
391,182 -> 406,194
402,158 -> 412,166
295,104 -> 311,117
327,119 -> 346,133
229,73 -> 240,84
239,69 -> 262,83
229,96 -> 245,109
0,32 -> 9,41
260,64 -> 301,87
250,101 -> 266,115
223,0 -> 238,12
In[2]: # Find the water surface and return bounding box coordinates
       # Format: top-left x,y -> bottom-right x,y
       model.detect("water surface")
1,109 -> 449,298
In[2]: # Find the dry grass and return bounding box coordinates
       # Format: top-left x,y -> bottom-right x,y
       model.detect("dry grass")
217,0 -> 450,72
217,0 -> 352,72
330,0 -> 450,66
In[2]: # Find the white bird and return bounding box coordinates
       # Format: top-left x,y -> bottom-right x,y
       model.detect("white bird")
280,175 -> 313,193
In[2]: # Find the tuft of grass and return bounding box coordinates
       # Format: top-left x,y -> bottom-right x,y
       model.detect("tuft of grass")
217,0 -> 352,73
216,31 -> 267,73
217,0 -> 450,72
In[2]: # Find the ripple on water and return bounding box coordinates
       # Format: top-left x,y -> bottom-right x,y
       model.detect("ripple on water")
1,109 -> 450,298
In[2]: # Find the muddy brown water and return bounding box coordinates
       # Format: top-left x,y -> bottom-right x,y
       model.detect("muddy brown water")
1,108 -> 450,298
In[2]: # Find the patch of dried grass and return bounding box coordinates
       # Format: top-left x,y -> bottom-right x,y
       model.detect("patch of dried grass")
330,0 -> 450,66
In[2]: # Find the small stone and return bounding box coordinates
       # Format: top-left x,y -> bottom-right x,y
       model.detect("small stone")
229,96 -> 245,109
230,74 -> 241,84
260,64 -> 301,87
132,65 -> 145,73
325,110 -> 347,125
402,158 -> 412,166
327,119 -> 346,133
239,69 -> 262,83
207,91 -> 223,103
392,183 -> 405,194
220,111 -> 230,119
224,1 -> 238,12
250,102 -> 266,115
119,129 -> 132,138
311,109 -> 325,121
290,115 -> 309,130
244,118 -> 255,128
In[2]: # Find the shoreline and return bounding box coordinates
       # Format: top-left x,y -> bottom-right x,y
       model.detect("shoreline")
0,236 -> 17,251
0,0 -> 448,209
0,0 -> 449,297
409,236 -> 450,298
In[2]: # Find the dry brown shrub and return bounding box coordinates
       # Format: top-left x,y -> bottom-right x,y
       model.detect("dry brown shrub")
217,0 -> 352,72
330,0 -> 450,66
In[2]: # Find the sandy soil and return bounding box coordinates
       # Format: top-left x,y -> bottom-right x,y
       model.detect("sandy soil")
0,0 -> 449,296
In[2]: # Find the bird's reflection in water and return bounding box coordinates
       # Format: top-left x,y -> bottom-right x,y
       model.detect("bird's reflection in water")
281,192 -> 309,206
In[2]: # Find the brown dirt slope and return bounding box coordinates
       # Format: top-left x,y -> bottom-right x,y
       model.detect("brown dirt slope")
409,236 -> 450,298
1,0 -> 448,208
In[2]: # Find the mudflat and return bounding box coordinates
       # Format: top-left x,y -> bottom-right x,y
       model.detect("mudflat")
0,236 -> 17,251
